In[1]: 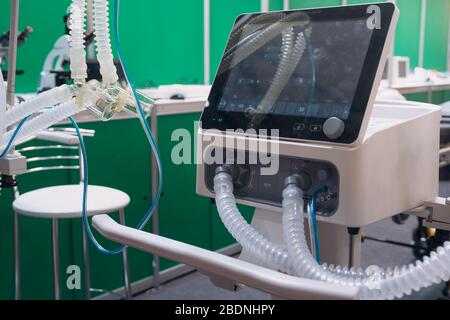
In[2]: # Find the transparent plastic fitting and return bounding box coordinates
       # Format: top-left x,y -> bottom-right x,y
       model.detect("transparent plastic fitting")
74,80 -> 154,121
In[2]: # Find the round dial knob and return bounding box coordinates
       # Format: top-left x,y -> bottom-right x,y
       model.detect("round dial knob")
323,117 -> 345,140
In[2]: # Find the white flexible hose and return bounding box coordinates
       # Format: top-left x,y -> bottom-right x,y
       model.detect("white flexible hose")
5,85 -> 73,127
2,101 -> 81,147
214,172 -> 292,273
214,171 -> 450,300
250,28 -> 309,127
281,183 -> 450,300
93,0 -> 118,84
69,0 -> 88,82
217,12 -> 310,76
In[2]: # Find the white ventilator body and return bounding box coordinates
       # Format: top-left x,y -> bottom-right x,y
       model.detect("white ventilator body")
214,172 -> 450,300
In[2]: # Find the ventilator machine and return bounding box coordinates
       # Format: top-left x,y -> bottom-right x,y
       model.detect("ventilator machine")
2,1 -> 450,300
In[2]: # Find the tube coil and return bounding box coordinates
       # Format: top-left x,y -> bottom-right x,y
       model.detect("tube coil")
214,171 -> 450,300
5,85 -> 73,127
69,0 -> 88,82
2,101 -> 81,147
218,12 -> 310,76
250,28 -> 309,127
282,184 -> 450,300
93,0 -> 118,84
214,172 -> 292,273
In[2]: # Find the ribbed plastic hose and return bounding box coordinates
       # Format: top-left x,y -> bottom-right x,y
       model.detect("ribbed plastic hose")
250,28 -> 309,127
225,12 -> 286,54
217,12 -> 310,76
69,0 -> 88,82
281,183 -> 450,300
214,172 -> 293,273
2,101 -> 81,147
93,0 -> 118,84
5,85 -> 73,127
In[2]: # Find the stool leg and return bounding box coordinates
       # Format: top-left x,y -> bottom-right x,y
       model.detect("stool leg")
52,218 -> 61,300
14,211 -> 20,300
82,223 -> 91,300
119,209 -> 132,299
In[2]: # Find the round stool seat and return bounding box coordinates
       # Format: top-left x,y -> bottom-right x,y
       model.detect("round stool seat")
13,184 -> 130,219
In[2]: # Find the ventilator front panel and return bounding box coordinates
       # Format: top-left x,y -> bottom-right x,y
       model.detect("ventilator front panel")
201,3 -> 396,144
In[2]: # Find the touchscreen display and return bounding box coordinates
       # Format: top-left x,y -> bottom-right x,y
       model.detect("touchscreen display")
217,15 -> 372,121
201,4 -> 396,143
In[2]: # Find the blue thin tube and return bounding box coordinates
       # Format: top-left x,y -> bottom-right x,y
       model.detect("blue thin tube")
75,0 -> 164,254
309,187 -> 327,264
0,116 -> 29,158
70,116 -> 126,254
113,0 -> 163,230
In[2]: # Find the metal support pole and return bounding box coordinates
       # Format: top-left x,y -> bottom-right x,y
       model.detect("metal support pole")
150,109 -> 161,288
418,0 -> 427,68
261,0 -> 269,12
6,0 -> 20,106
347,228 -> 361,268
119,210 -> 132,299
14,210 -> 20,300
82,224 -> 91,299
52,218 -> 61,300
13,182 -> 21,300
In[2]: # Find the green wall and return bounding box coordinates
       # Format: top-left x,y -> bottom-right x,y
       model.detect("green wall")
2,0 -> 448,92
0,0 -> 450,299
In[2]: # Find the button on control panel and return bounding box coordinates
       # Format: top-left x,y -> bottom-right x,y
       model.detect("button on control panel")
323,117 -> 345,139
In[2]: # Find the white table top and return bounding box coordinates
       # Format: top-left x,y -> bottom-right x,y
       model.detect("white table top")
380,76 -> 450,94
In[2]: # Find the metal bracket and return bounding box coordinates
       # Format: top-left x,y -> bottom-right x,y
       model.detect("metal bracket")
206,272 -> 240,292
419,197 -> 450,231
0,152 -> 26,175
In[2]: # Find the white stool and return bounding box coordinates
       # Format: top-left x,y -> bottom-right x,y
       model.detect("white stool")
13,184 -> 132,300
12,129 -> 132,300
